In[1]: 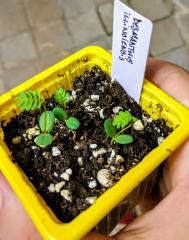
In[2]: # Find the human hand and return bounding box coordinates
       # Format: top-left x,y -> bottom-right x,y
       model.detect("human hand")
84,59 -> 189,240
0,173 -> 41,240
0,59 -> 189,240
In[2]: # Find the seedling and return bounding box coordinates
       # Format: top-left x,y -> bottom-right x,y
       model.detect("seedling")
16,90 -> 55,147
104,110 -> 137,144
15,88 -> 80,148
53,107 -> 80,130
53,88 -> 80,130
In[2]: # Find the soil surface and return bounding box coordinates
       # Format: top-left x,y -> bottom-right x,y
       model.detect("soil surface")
3,66 -> 172,223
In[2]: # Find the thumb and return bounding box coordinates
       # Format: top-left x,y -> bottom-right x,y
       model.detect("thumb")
83,232 -> 113,240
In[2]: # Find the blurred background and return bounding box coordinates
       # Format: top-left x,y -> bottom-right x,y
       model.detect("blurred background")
0,0 -> 189,94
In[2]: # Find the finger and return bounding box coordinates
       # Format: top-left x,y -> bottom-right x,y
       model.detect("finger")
0,188 -> 2,212
159,163 -> 172,198
83,232 -> 113,240
0,173 -> 41,240
116,185 -> 189,240
138,192 -> 160,214
145,58 -> 189,108
116,183 -> 189,240
166,139 -> 189,189
146,59 -> 189,189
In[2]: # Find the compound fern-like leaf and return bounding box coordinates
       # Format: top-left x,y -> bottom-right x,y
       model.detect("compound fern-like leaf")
15,90 -> 43,111
113,111 -> 132,129
54,88 -> 70,105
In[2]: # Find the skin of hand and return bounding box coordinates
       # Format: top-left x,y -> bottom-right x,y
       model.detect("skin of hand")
0,58 -> 189,240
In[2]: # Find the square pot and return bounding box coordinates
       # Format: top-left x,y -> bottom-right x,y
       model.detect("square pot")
0,46 -> 189,240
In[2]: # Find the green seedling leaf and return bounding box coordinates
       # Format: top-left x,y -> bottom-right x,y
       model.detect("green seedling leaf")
113,111 -> 132,129
114,134 -> 134,144
104,119 -> 116,138
32,91 -> 43,110
39,111 -> 55,133
15,92 -> 29,110
65,117 -> 80,130
15,90 -> 43,111
54,88 -> 70,105
34,133 -> 53,148
24,91 -> 33,110
53,107 -> 67,122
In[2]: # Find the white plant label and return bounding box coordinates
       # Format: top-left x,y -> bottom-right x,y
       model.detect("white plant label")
112,0 -> 153,103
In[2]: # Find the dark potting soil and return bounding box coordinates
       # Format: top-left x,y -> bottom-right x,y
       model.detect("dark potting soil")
3,66 -> 172,223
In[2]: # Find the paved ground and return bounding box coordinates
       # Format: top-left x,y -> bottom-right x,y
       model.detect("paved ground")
0,0 -> 189,94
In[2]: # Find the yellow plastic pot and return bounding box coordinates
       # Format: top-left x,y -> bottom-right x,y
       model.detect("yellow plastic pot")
0,46 -> 189,240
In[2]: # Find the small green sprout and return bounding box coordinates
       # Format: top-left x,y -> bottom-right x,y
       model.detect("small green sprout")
104,110 -> 137,145
53,88 -> 80,130
54,88 -> 70,107
53,107 -> 80,131
35,110 -> 55,147
104,119 -> 133,144
15,88 -> 80,148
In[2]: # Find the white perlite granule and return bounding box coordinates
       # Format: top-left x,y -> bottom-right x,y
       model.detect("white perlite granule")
77,157 -> 83,166
133,120 -> 144,131
142,115 -> 153,123
60,190 -> 72,202
55,182 -> 66,193
88,180 -> 97,189
108,149 -> 116,162
157,136 -> 164,145
97,169 -> 113,187
112,106 -> 123,114
82,99 -> 90,106
115,155 -> 125,163
110,166 -> 116,174
91,95 -> 99,101
31,146 -> 38,150
26,126 -> 40,140
52,147 -> 61,157
92,148 -> 107,158
42,152 -> 49,158
65,168 -> 72,175
85,196 -> 97,205
60,172 -> 70,181
90,144 -> 97,149
74,145 -> 79,150
71,90 -> 77,100
48,183 -> 55,193
99,109 -> 105,119
84,105 -> 95,112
